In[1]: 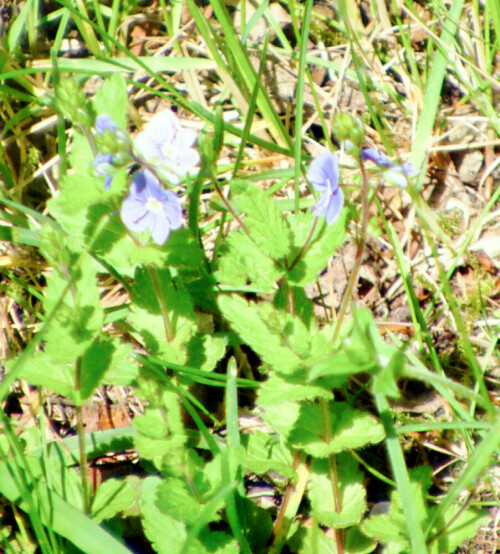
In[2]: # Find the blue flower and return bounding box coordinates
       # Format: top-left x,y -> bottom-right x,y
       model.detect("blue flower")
361,148 -> 419,188
95,114 -> 119,135
361,148 -> 393,168
383,162 -> 419,188
307,152 -> 344,225
134,110 -> 200,185
120,170 -> 183,245
93,152 -> 115,190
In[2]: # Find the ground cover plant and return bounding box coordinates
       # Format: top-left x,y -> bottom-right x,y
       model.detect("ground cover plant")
0,0 -> 499,552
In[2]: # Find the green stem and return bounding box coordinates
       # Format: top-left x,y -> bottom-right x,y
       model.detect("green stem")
149,266 -> 174,343
268,451 -> 310,553
74,357 -> 90,515
288,216 -> 318,272
209,169 -> 251,237
332,158 -> 369,341
320,397 -> 345,554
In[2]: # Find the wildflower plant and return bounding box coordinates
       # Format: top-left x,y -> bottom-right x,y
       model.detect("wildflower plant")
2,59 -> 493,554
133,109 -> 200,184
307,151 -> 344,225
120,170 -> 183,246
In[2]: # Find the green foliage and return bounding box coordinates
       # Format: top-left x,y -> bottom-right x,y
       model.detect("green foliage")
2,2 -> 498,549
361,467 -> 488,553
309,454 -> 367,528
233,181 -> 291,259
215,230 -> 282,293
287,210 -> 347,285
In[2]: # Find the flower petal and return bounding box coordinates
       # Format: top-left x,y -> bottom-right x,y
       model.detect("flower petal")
361,148 -> 393,168
145,110 -> 180,143
95,114 -> 118,135
149,214 -> 170,245
121,169 -> 184,244
133,110 -> 199,184
307,152 -> 339,192
383,167 -> 408,188
121,198 -> 150,231
325,188 -> 344,225
311,190 -> 331,218
162,191 -> 183,229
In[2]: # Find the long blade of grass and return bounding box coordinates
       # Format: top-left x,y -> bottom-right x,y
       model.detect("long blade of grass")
206,0 -> 292,148
374,393 -> 428,553
293,0 -> 314,211
424,416 -> 500,538
0,457 -> 132,553
410,0 -> 465,173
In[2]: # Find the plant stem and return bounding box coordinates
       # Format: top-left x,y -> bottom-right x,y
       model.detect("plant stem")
332,158 -> 370,342
288,216 -> 318,271
75,357 -> 90,515
209,169 -> 251,237
320,396 -> 345,554
269,451 -> 310,553
149,265 -> 174,343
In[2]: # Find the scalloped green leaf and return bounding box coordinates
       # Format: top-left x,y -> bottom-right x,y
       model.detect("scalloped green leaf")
287,210 -> 346,285
288,402 -> 385,456
215,230 -> 282,293
233,182 -> 291,259
309,455 -> 367,528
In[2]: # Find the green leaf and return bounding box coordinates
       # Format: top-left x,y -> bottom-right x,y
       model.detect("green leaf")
243,430 -> 295,480
16,351 -> 76,399
198,529 -> 239,553
0,459 -> 131,554
128,268 -> 197,363
140,477 -> 190,554
100,225 -> 204,278
80,338 -> 116,400
233,182 -> 291,259
243,499 -> 274,552
307,350 -> 371,383
156,478 -> 209,526
361,513 -> 407,549
133,397 -> 187,471
47,133 -> 120,240
162,228 -> 206,268
93,74 -> 128,128
344,526 -> 377,554
258,374 -> 333,406
308,309 -> 405,397
130,308 -> 194,364
186,334 -> 226,372
257,398 -> 301,439
91,477 -> 138,523
288,522 -> 338,554
218,295 -> 327,376
101,342 -> 139,386
32,251 -> 104,391
361,476 -> 430,552
101,230 -> 170,277
287,210 -> 347,285
288,402 -> 385,456
308,455 -> 367,528
134,411 -> 169,440
215,231 -> 282,293
431,506 -> 488,554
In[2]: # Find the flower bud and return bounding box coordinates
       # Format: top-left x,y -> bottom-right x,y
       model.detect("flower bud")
333,113 -> 365,147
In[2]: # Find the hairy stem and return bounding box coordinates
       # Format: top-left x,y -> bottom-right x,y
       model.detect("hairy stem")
332,158 -> 369,341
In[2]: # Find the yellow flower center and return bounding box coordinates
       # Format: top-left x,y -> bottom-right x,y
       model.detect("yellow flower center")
146,197 -> 163,214
161,143 -> 177,159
